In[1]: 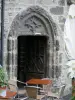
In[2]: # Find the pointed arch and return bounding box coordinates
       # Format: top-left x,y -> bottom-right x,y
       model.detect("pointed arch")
7,6 -> 60,79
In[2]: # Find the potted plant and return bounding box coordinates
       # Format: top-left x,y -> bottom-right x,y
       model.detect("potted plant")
0,65 -> 8,96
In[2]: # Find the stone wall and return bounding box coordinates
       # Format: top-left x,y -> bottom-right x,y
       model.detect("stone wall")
0,0 -> 72,95
4,1 -> 67,65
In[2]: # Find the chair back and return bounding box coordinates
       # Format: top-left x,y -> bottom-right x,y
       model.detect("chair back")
58,84 -> 66,98
42,78 -> 52,92
25,86 -> 38,99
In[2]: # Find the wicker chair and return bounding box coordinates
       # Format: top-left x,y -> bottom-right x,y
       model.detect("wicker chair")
40,78 -> 53,95
47,84 -> 66,100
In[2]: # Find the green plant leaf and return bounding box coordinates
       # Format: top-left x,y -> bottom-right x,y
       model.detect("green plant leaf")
71,96 -> 75,100
0,68 -> 8,87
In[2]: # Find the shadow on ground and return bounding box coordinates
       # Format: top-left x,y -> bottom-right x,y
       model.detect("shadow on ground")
47,94 -> 72,100
63,94 -> 72,100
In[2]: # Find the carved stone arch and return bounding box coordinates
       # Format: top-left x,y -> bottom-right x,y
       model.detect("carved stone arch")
7,6 -> 60,79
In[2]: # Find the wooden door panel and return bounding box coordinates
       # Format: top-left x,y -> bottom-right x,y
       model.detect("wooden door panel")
18,36 -> 47,84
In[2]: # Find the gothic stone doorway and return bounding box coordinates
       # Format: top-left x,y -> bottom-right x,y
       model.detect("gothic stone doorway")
17,35 -> 48,86
7,6 -> 61,85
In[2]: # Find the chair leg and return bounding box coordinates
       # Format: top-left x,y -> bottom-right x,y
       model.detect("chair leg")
45,95 -> 47,100
52,98 -> 54,100
52,97 -> 55,100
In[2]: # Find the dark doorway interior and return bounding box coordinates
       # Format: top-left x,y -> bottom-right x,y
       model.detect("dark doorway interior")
17,36 -> 48,87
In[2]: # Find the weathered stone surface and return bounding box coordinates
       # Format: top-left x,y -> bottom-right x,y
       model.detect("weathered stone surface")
36,0 -> 55,5
6,0 -> 35,4
18,0 -> 35,4
24,16 -> 46,34
7,39 -> 12,51
5,0 -> 17,3
59,24 -> 64,31
51,15 -> 58,23
55,66 -> 61,78
59,53 -> 63,64
8,53 -> 12,65
58,0 -> 65,6
59,16 -> 66,23
56,40 -> 59,51
50,6 -> 64,15
3,56 -> 7,67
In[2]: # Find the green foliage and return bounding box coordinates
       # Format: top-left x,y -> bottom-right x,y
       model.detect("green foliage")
72,86 -> 75,92
0,67 -> 8,87
71,96 -> 75,100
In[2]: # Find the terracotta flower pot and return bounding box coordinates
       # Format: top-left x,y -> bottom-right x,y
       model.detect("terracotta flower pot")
0,87 -> 7,97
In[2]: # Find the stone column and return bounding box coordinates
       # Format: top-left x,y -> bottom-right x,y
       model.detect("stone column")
13,37 -> 17,79
8,37 -> 13,78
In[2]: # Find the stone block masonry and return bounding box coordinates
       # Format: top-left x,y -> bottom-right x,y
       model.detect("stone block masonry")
0,0 -> 72,96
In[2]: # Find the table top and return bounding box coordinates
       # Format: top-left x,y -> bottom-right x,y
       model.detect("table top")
0,90 -> 17,99
26,78 -> 52,85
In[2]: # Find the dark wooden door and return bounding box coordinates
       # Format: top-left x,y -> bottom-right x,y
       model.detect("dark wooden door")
18,36 -> 47,86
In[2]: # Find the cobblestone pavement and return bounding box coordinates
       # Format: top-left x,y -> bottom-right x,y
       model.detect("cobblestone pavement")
46,94 -> 72,100
13,94 -> 71,100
